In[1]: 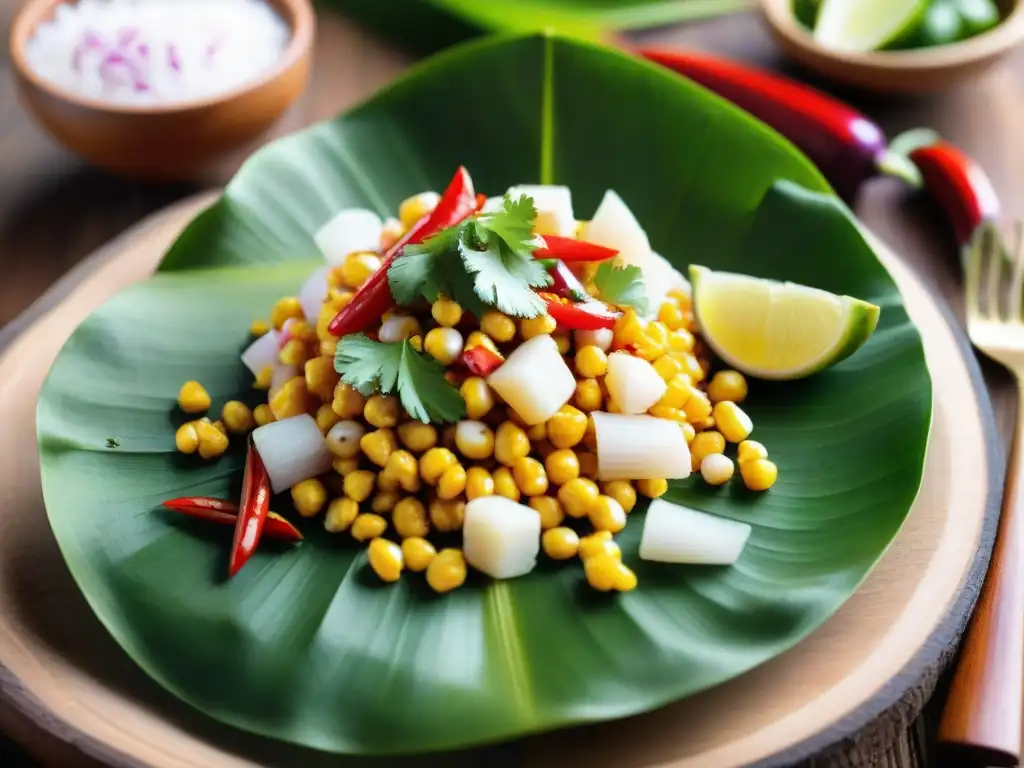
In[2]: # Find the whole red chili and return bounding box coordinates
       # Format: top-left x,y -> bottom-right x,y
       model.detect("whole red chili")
162,496 -> 302,543
909,142 -> 1001,247
533,235 -> 619,263
228,440 -> 272,577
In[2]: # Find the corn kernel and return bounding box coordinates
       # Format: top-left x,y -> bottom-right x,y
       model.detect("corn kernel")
455,420 -> 495,460
195,419 -> 229,460
613,561 -> 638,592
367,538 -> 404,583
393,497 -> 430,538
578,530 -> 621,561
713,401 -> 753,443
681,422 -> 696,443
313,403 -> 339,434
174,422 -> 199,454
420,447 -> 458,485
399,191 -> 441,230
584,553 -> 620,592
547,405 -> 588,449
494,421 -> 531,466
682,388 -> 712,424
333,456 -> 360,476
466,467 -> 495,500
332,383 -> 367,419
577,451 -> 599,480
371,492 -> 400,514
254,404 -> 275,426
480,310 -> 517,343
409,334 -> 424,352
526,422 -> 547,442
270,297 -> 304,329
177,381 -> 210,414
291,479 -> 327,517
529,495 -> 564,530
380,217 -> 404,251
431,297 -> 463,327
378,315 -> 422,344
519,314 -> 557,340
575,346 -> 608,378
397,421 -> 437,453
636,478 -> 668,499
254,365 -> 274,390
460,377 -> 495,420
341,252 -> 382,289
601,481 -> 636,513
512,457 -> 548,496
324,498 -> 359,532
667,328 -> 696,353
649,404 -> 686,422
437,465 -> 468,500
589,495 -> 626,533
384,450 -> 420,492
679,354 -> 706,383
401,537 -> 436,572
426,548 -> 466,593
737,440 -> 768,465
429,497 -> 466,532
652,354 -> 684,382
344,469 -> 376,502
351,513 -> 388,542
278,339 -> 309,368
250,318 -> 271,336
493,467 -> 520,501
542,527 -> 580,560
361,394 -> 397,428
690,430 -> 725,471
423,327 -> 464,366
270,377 -> 309,420
544,449 -> 580,486
707,370 -> 748,403
553,333 -> 571,355
574,378 -> 603,412
557,477 -> 599,518
361,428 -> 398,467
701,453 -> 735,486
304,356 -> 340,401
741,459 -> 778,492
657,302 -> 686,331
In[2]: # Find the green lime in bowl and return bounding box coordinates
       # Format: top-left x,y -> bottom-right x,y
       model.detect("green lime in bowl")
37,32 -> 931,755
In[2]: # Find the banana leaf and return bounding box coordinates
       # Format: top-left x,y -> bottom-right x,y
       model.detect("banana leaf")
37,33 -> 931,756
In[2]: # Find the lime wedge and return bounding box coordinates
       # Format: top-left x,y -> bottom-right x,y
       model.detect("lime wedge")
813,0 -> 929,52
689,265 -> 880,380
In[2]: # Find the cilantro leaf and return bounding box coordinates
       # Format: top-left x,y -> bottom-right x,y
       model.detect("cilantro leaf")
594,262 -> 649,315
459,236 -> 549,318
473,194 -> 537,254
334,335 -> 465,424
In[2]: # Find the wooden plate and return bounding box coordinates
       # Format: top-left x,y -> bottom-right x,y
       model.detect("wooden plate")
0,195 -> 1001,768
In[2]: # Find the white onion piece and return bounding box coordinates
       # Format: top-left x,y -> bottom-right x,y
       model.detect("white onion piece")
486,334 -> 575,425
507,184 -> 574,237
482,196 -> 504,213
314,208 -> 383,265
644,251 -> 689,319
592,411 -> 690,480
252,414 -> 333,493
640,499 -> 751,565
240,330 -> 280,376
298,266 -> 330,323
269,364 -> 299,398
277,317 -> 300,348
573,328 -> 613,352
463,496 -> 541,579
604,352 -> 666,414
584,190 -> 652,270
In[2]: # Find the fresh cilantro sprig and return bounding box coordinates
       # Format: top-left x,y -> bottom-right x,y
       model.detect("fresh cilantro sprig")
593,261 -> 649,315
388,195 -> 552,318
334,334 -> 466,424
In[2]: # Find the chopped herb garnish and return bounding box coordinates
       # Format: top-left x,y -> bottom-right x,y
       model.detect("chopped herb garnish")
105,437 -> 121,449
334,334 -> 466,424
389,194 -> 552,319
594,261 -> 649,315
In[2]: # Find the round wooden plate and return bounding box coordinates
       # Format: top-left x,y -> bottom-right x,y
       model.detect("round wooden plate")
0,195 -> 1001,768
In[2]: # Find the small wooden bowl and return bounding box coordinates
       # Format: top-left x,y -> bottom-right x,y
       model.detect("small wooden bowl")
759,0 -> 1024,94
9,0 -> 315,182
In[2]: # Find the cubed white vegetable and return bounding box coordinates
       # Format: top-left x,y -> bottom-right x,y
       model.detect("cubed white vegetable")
486,334 -> 576,425
639,499 -> 751,565
604,352 -> 667,414
240,330 -> 280,376
269,364 -> 299,398
314,208 -> 383,265
252,414 -> 333,494
298,265 -> 329,323
644,251 -> 690,318
463,496 -> 541,579
573,328 -> 614,353
593,411 -> 690,480
506,184 -> 575,237
482,196 -> 505,214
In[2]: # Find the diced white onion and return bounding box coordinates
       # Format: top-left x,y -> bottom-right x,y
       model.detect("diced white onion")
506,184 -> 575,237
639,499 -> 751,565
252,414 -> 333,493
486,334 -> 576,425
298,266 -> 329,323
326,420 -> 364,458
269,364 -> 299,398
482,196 -> 504,213
644,251 -> 689,318
378,315 -> 420,344
463,496 -> 541,579
314,208 -> 383,265
240,330 -> 280,376
604,352 -> 667,414
573,328 -> 613,352
592,411 -> 690,480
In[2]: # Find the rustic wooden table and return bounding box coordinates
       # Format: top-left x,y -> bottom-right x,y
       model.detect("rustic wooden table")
0,3 -> 1020,766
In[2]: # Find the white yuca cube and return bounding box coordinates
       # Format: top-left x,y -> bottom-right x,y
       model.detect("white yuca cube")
314,208 -> 383,265
604,352 -> 667,414
583,190 -> 652,270
463,496 -> 541,579
592,411 -> 690,480
240,329 -> 280,376
506,185 -> 574,237
640,499 -> 751,565
298,265 -> 330,322
252,414 -> 333,493
487,334 -> 576,425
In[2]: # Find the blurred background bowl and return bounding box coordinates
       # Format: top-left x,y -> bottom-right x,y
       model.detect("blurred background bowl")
9,0 -> 315,182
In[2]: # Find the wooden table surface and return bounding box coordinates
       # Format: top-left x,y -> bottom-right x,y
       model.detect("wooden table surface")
1,2 -> 1021,766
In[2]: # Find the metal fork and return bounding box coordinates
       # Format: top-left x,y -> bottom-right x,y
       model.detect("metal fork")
938,221 -> 1024,767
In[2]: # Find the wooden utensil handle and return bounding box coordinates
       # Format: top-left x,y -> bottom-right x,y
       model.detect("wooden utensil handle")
938,405 -> 1024,766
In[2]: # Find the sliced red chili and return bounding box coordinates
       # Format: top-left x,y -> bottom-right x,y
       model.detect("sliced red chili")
533,235 -> 618,263
162,496 -> 302,543
539,292 -> 620,331
328,166 -> 478,337
460,346 -> 504,376
544,259 -> 590,302
228,440 -> 273,577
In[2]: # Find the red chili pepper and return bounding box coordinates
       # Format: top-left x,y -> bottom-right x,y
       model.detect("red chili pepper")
909,142 -> 1001,247
228,440 -> 272,577
640,49 -> 889,203
476,193 -> 488,210
460,346 -> 504,376
533,235 -> 619,262
545,259 -> 590,302
327,167 -> 478,337
162,497 -> 303,542
539,292 -> 620,331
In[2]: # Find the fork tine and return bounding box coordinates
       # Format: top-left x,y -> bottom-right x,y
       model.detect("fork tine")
1009,221 -> 1024,325
965,222 -> 989,321
984,223 -> 1004,320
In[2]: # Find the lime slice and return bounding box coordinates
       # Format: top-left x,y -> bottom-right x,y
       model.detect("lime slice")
813,0 -> 929,52
689,265 -> 880,380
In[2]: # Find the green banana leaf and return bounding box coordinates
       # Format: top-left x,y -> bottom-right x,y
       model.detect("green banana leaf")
324,0 -> 753,55
37,33 -> 931,757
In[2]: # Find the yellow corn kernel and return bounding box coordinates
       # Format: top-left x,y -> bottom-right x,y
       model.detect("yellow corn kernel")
584,553 -> 620,592
367,538 -> 404,583
460,377 -> 495,421
667,327 -> 696,353
700,453 -> 735,486
377,471 -> 400,493
493,467 -> 520,501
575,345 -> 608,378
707,370 -> 748,404
344,469 -> 376,502
327,264 -> 347,289
397,421 -> 437,453
324,498 -> 359,533
407,334 -> 423,352
401,537 -> 436,572
547,405 -> 588,449
682,388 -> 712,424
737,440 -> 769,465
741,459 -> 778,492
690,430 -> 726,471
250,318 -> 271,336
291,479 -> 327,518
174,421 -> 199,454
612,308 -> 645,348
668,287 -> 692,306
655,375 -> 690,411
333,456 -> 360,476
316,304 -> 338,342
574,378 -> 603,412
279,339 -> 309,367
557,477 -> 599,518
544,449 -> 580,486
393,497 -> 430,539
380,217 -> 403,251
656,302 -> 686,331
254,404 -> 275,426
254,365 -> 274,390
332,383 -> 367,419
441,425 -> 458,451
589,495 -> 627,533
351,513 -> 388,542
219,401 -> 252,435
636,478 -> 669,499
649,404 -> 685,422
577,451 -> 599,480
431,297 -> 463,327
700,416 -> 716,431
512,457 -> 548,497
601,481 -> 637,513
429,497 -> 466,533
420,447 -> 458,485
652,354 -> 684,383
437,464 -> 468,500
681,422 -> 696,444
371,491 -> 400,514
454,420 -> 495,460
713,401 -> 753,443
494,421 -> 531,466
399,191 -> 441,229
208,419 -> 227,436
466,467 -> 495,500
553,333 -> 572,355
578,530 -> 621,561
270,297 -> 304,329
519,314 -> 557,340
363,394 -> 398,428
480,310 -> 517,343
177,381 -> 210,413
361,428 -> 398,468
679,353 -> 706,383
426,548 -> 467,593
270,377 -> 309,420
542,527 -> 580,560
304,356 -> 340,402
529,495 -> 564,530
383,449 -> 420,492
315,403 -> 340,433
195,419 -> 229,460
341,252 -> 382,289
613,561 -> 638,591
526,422 -> 547,442
424,327 -> 464,366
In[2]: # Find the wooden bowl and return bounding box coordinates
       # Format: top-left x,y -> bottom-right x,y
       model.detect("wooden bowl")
758,0 -> 1024,94
9,0 -> 315,182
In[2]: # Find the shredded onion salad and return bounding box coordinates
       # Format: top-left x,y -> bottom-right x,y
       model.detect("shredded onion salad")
26,0 -> 289,106
167,168 -> 779,595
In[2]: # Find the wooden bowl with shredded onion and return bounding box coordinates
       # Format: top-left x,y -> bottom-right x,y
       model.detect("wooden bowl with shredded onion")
9,0 -> 315,182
